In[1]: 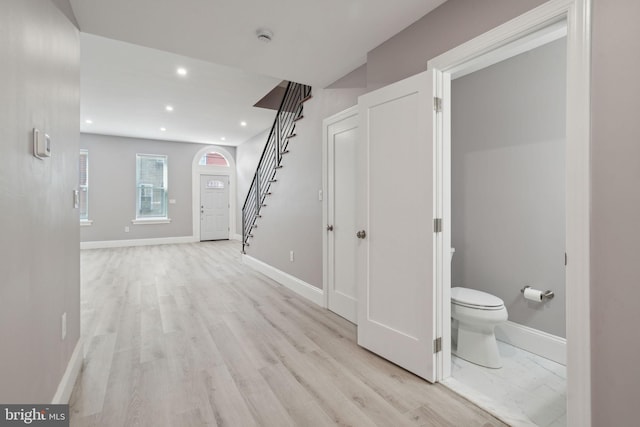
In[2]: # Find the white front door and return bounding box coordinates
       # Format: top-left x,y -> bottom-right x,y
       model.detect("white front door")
325,108 -> 359,323
357,70 -> 439,382
200,175 -> 229,241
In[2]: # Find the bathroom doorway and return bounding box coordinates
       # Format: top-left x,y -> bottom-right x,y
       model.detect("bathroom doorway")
427,1 -> 591,424
446,30 -> 568,427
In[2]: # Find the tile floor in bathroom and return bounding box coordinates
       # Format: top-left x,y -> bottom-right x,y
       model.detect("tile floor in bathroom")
444,341 -> 566,427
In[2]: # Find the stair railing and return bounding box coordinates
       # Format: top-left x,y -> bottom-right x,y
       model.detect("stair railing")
242,81 -> 312,253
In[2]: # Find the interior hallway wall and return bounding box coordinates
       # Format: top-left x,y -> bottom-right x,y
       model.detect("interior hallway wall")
591,0 -> 640,424
0,0 -> 81,403
80,133 -> 235,242
451,39 -> 567,337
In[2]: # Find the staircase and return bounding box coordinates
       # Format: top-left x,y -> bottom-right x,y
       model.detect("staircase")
242,81 -> 312,253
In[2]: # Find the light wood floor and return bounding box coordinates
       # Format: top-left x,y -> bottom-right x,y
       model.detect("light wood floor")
70,241 -> 507,427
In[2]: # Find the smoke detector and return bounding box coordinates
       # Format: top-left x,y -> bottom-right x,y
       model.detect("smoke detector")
256,29 -> 273,43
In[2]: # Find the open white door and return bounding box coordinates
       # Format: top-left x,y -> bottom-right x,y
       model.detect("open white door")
357,70 -> 439,382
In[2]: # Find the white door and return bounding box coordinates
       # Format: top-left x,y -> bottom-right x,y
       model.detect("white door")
325,109 -> 359,323
200,175 -> 229,241
357,70 -> 439,382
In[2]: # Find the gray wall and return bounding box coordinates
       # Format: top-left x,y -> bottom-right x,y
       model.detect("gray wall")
366,0 -> 548,89
591,0 -> 640,424
0,0 -> 80,402
242,88 -> 366,288
451,39 -> 566,337
80,133 -> 234,242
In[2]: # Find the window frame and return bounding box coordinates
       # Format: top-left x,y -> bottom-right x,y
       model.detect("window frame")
135,153 -> 169,221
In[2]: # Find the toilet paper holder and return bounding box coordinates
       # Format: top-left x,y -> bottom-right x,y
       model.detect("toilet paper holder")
521,285 -> 555,301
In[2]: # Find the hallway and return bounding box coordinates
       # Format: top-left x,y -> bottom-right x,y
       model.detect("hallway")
70,241 -> 506,426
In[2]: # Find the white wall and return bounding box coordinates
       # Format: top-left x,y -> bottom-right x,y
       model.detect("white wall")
451,39 -> 567,337
0,0 -> 81,402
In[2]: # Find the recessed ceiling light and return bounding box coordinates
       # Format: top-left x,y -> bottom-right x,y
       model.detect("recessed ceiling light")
240,121 -> 247,127
176,67 -> 187,76
220,137 -> 226,141
160,127 -> 167,132
165,105 -> 174,112
85,119 -> 93,124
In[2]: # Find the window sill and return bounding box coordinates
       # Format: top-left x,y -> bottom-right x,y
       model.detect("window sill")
131,218 -> 172,225
80,220 -> 94,227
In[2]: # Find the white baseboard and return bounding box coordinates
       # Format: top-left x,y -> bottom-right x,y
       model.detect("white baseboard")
81,235 -> 198,249
52,338 -> 83,404
242,254 -> 324,307
231,233 -> 242,241
495,321 -> 566,365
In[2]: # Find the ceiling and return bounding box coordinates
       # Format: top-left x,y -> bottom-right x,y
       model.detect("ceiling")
72,0 -> 447,145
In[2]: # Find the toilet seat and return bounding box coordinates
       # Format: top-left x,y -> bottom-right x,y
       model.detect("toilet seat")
451,287 -> 504,310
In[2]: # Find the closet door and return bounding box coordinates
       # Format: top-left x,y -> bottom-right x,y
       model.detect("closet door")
357,70 -> 439,382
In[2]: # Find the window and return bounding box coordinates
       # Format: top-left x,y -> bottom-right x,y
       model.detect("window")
136,154 -> 168,219
79,150 -> 89,221
198,151 -> 229,166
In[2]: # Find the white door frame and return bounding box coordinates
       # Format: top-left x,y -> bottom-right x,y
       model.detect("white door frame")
191,146 -> 238,241
427,1 -> 591,426
322,105 -> 359,314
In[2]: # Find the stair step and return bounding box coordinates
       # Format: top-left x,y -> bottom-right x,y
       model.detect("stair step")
261,204 -> 267,207
280,150 -> 290,155
244,243 -> 250,247
247,234 -> 254,238
268,179 -> 277,183
300,94 -> 313,104
293,115 -> 304,122
275,165 -> 283,169
286,133 -> 297,139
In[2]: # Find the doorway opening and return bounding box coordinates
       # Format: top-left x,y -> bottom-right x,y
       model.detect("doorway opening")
429,1 -> 591,424
445,30 -> 568,427
191,145 -> 237,242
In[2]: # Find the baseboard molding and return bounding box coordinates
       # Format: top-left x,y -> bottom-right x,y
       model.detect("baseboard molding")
242,254 -> 324,307
495,321 -> 566,365
81,235 -> 198,249
231,233 -> 242,241
52,338 -> 83,404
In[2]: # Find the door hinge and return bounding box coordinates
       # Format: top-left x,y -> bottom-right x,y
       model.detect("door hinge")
434,218 -> 442,233
434,97 -> 442,113
433,337 -> 442,353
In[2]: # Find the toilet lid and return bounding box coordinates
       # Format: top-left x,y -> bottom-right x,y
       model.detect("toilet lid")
451,287 -> 504,309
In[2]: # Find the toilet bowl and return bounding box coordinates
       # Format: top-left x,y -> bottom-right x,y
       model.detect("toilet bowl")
451,287 -> 508,369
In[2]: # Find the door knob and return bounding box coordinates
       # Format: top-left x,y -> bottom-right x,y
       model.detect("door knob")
327,225 -> 334,231
356,230 -> 367,239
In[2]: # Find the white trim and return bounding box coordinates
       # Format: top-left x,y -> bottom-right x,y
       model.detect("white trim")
51,338 -> 83,404
427,1 -> 591,426
80,219 -> 93,227
231,233 -> 242,241
495,321 -> 567,365
81,235 -> 197,249
191,146 -> 237,242
242,254 -> 324,307
131,218 -> 171,225
322,105 -> 358,311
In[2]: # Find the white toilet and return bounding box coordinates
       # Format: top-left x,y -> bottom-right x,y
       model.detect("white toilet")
451,286 -> 508,369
